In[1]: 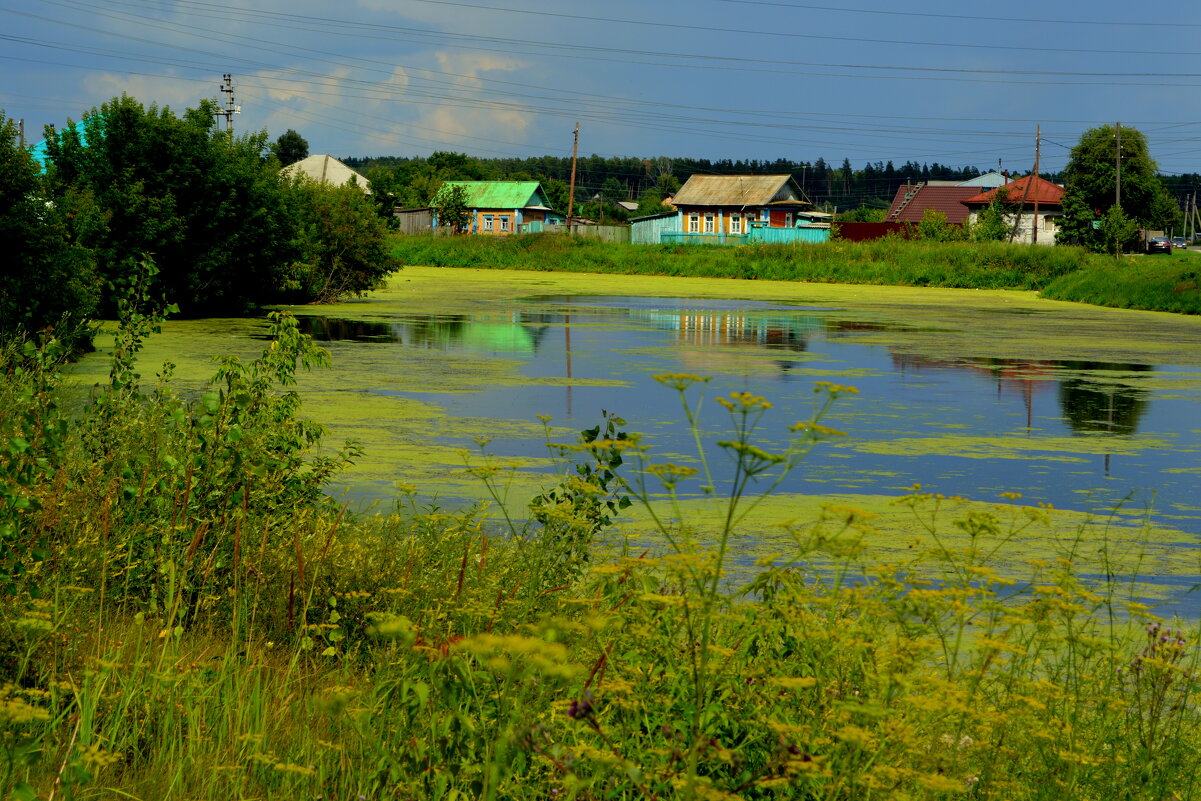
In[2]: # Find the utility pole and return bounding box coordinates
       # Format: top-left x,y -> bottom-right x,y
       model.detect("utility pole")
566,122 -> 579,232
215,74 -> 240,138
17,119 -> 24,148
1031,125 -> 1041,245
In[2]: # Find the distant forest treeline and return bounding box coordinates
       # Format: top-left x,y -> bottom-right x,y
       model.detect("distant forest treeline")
344,152 -> 1201,215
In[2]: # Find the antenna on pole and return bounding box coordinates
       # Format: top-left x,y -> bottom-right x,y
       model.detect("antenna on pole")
215,74 -> 241,137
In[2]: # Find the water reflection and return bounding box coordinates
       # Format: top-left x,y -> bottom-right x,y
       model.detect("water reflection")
294,313 -> 552,355
1058,363 -> 1151,436
298,309 -> 1156,439
891,354 -> 1151,436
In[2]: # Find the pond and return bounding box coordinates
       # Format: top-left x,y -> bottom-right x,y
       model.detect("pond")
68,267 -> 1201,603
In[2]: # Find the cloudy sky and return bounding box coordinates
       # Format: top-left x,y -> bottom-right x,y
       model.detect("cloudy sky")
3,0 -> 1200,177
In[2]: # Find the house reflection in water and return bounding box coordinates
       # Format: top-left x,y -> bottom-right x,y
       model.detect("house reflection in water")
294,313 -> 551,355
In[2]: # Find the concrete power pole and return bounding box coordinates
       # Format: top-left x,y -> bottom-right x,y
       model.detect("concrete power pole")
566,122 -> 579,232
215,74 -> 240,137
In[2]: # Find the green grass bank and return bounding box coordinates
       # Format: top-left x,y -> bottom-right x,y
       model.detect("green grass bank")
389,233 -> 1201,314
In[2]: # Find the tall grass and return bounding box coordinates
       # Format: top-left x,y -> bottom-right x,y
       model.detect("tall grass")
390,233 -> 1095,291
2,275 -> 1200,799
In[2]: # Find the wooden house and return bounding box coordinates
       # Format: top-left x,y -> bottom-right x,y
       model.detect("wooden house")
433,181 -> 563,235
670,175 -> 811,235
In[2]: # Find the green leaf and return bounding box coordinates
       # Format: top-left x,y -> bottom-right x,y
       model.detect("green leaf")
12,781 -> 38,801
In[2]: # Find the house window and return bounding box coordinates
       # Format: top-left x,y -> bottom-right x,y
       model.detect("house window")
785,212 -> 793,227
704,213 -> 715,233
730,214 -> 742,234
688,213 -> 699,233
499,215 -> 510,232
1043,215 -> 1055,232
483,215 -> 494,232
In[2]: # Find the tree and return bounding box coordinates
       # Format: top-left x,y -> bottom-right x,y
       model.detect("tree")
432,184 -> 471,233
278,178 -> 400,302
971,189 -> 1014,242
1057,124 -> 1176,250
43,95 -> 296,316
542,179 -> 570,214
916,209 -> 953,241
836,207 -> 886,223
0,111 -> 98,348
272,129 -> 309,167
600,177 -> 626,205
1099,204 -> 1139,257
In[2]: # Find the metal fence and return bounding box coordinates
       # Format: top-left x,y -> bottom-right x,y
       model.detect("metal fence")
660,227 -> 829,246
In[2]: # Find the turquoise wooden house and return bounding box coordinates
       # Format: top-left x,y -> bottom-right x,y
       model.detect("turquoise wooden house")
432,181 -> 564,235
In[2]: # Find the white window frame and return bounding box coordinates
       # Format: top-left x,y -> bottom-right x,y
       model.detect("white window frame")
704,213 -> 715,233
499,215 -> 510,232
483,214 -> 494,232
730,214 -> 742,234
688,213 -> 699,233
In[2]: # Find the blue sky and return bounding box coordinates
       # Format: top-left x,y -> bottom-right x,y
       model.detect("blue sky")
3,0 -> 1200,178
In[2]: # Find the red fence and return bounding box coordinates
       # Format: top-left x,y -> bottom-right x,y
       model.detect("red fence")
835,222 -> 914,241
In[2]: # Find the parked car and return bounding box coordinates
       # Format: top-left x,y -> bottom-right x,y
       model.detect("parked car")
1171,237 -> 1188,249
1148,236 -> 1172,254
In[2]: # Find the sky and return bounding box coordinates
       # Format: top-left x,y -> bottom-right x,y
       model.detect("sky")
3,0 -> 1200,181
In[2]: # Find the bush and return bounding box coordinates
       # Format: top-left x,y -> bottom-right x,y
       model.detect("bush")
278,178 -> 400,303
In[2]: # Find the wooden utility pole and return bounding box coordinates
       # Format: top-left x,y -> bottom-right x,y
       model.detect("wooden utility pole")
1031,125 -> 1041,245
566,122 -> 579,232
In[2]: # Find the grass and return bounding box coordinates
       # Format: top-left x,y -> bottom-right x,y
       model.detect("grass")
1041,255 -> 1201,314
3,282 -> 1201,799
389,233 -> 1201,315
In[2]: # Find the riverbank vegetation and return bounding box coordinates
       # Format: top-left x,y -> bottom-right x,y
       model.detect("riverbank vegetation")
0,101 -> 399,353
2,292 -> 1200,800
390,234 -> 1093,290
389,232 -> 1201,315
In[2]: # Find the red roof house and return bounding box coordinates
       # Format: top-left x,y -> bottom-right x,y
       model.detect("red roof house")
885,184 -> 980,224
960,175 -> 1065,245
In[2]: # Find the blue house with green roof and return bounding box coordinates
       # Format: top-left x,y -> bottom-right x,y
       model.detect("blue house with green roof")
432,181 -> 563,235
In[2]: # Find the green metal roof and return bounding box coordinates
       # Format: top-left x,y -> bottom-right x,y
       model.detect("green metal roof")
443,181 -> 547,209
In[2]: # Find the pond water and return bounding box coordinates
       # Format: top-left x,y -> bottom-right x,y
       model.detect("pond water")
67,268 -> 1201,602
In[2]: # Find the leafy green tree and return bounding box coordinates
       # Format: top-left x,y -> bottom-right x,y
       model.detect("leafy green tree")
1057,125 -> 1176,250
655,172 -> 681,198
432,184 -> 472,233
271,128 -> 309,167
635,188 -> 673,216
43,95 -> 296,316
971,191 -> 1013,242
0,111 -> 98,348
542,179 -> 570,214
916,209 -> 953,241
836,207 -> 886,223
1100,204 -> 1139,256
600,177 -> 626,205
278,178 -> 400,302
